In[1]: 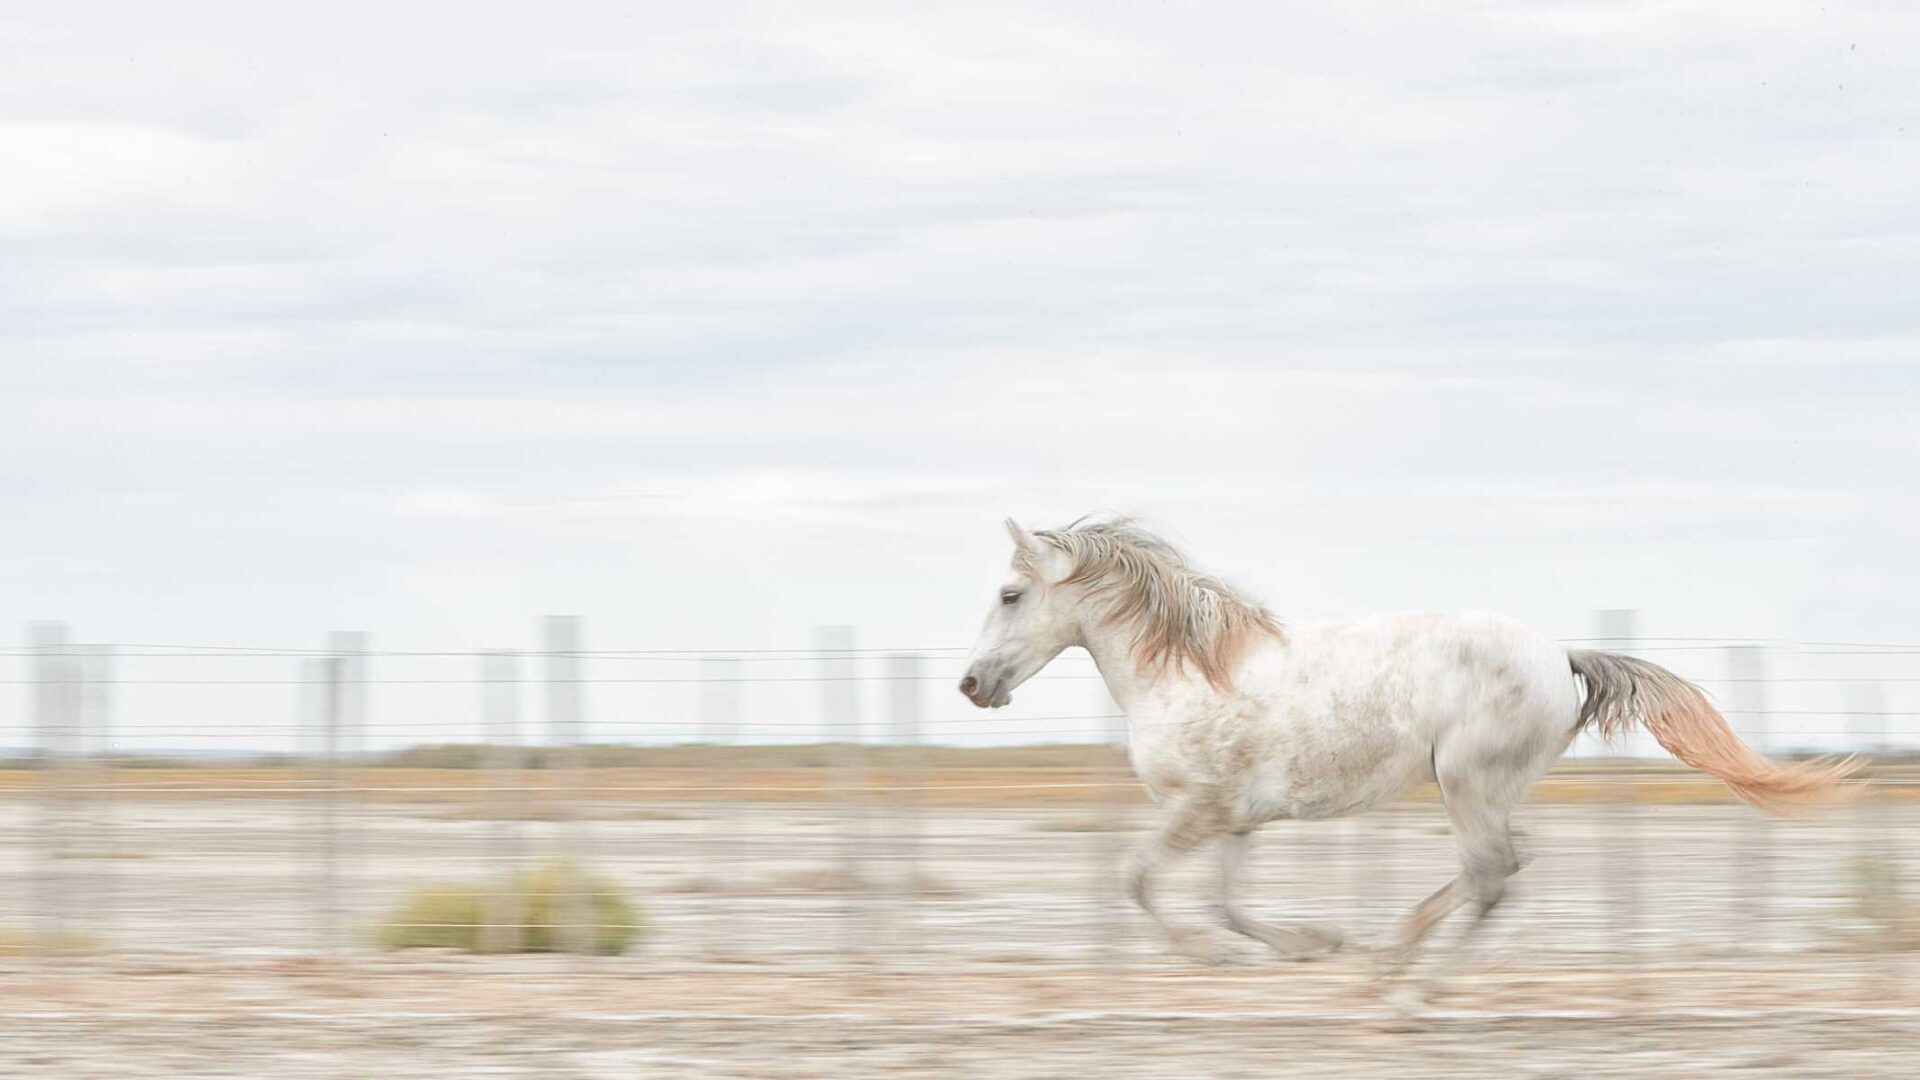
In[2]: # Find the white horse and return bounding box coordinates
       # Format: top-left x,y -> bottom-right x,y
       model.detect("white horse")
958,516 -> 1851,1001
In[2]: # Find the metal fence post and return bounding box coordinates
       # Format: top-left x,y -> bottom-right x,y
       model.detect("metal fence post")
323,654 -> 345,954
84,642 -> 115,947
481,650 -> 524,954
1596,610 -> 1642,1001
1848,681 -> 1891,993
1354,776 -> 1396,961
1089,683 -> 1131,966
30,622 -> 77,948
295,658 -> 314,949
543,616 -> 594,957
1727,646 -> 1772,948
886,653 -> 924,957
700,656 -> 742,957
328,631 -> 366,954
818,625 -> 869,959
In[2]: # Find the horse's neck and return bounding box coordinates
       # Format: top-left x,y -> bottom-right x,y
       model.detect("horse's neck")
1074,617 -> 1131,706
1076,605 -> 1285,719
1078,616 -> 1181,717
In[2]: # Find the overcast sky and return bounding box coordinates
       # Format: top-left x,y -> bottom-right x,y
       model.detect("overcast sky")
5,3 -> 1918,748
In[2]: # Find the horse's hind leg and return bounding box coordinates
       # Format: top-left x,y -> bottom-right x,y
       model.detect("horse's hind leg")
1382,770 -> 1525,1008
1385,873 -> 1469,973
1432,797 -> 1520,974
1125,793 -> 1229,963
1217,830 -> 1342,959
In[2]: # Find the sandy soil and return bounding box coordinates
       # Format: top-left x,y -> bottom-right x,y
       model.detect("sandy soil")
1,959 -> 1915,1078
1,791 -> 1914,1076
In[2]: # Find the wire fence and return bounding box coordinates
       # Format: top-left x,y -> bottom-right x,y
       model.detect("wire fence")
3,613 -> 1916,1008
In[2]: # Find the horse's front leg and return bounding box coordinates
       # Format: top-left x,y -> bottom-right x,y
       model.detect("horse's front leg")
1124,792 -> 1230,963
1218,830 -> 1343,959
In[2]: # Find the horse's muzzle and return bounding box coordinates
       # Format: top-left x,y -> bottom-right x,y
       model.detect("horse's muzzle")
958,671 -> 1010,709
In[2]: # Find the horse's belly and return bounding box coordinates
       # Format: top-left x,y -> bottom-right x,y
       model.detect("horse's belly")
1231,710 -> 1428,822
1242,751 -> 1418,821
1129,728 -> 1423,824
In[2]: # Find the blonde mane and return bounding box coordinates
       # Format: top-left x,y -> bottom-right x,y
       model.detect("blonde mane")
1020,518 -> 1283,690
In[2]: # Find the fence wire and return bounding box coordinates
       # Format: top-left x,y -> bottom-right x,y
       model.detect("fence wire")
2,616 -> 1916,1013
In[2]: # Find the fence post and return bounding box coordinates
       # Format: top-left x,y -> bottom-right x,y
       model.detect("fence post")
1847,681 -> 1891,993
1352,742 -> 1398,959
315,654 -> 344,955
84,642 -> 115,947
817,625 -> 869,959
1595,610 -> 1642,1001
328,631 -> 366,955
886,653 -> 924,957
30,622 -> 77,948
1726,646 -> 1773,949
295,658 -> 314,948
543,616 -> 594,957
481,650 -> 524,954
700,656 -> 742,957
1090,683 -> 1131,965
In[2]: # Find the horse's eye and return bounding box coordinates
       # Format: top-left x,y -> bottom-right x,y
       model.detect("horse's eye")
1000,590 -> 1022,605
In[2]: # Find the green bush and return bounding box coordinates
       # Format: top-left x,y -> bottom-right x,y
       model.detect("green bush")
377,863 -> 645,955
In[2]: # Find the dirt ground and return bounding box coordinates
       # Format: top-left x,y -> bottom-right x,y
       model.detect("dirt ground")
1,785 -> 1915,1077
2,958 -> 1917,1079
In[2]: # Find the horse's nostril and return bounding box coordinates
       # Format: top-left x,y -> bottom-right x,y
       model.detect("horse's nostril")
959,675 -> 979,697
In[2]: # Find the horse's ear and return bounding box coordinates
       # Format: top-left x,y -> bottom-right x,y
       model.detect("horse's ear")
1004,517 -> 1037,553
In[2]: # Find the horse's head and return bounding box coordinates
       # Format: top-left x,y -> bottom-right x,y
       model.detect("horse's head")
958,519 -> 1081,709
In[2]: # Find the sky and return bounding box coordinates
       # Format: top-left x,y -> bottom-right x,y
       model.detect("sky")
4,2 -> 1919,750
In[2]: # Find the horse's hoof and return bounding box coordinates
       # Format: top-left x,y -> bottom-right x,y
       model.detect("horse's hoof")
1169,931 -> 1229,967
1273,939 -> 1339,963
1264,925 -> 1342,961
1175,946 -> 1231,967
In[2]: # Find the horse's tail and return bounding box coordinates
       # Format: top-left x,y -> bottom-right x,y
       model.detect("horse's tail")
1567,649 -> 1858,814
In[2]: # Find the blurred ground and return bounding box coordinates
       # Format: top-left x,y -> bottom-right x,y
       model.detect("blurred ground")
0,959 -> 1915,1078
0,770 -> 1914,1076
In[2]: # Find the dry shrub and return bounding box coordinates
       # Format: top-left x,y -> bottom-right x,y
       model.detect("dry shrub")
376,863 -> 645,955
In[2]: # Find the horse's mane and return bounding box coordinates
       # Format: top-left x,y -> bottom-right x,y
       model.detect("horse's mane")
1017,517 -> 1283,690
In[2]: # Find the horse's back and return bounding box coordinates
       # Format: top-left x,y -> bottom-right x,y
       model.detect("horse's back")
1225,611 -> 1579,819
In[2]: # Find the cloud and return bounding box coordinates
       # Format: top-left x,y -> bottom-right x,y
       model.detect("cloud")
0,0 -> 1917,735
